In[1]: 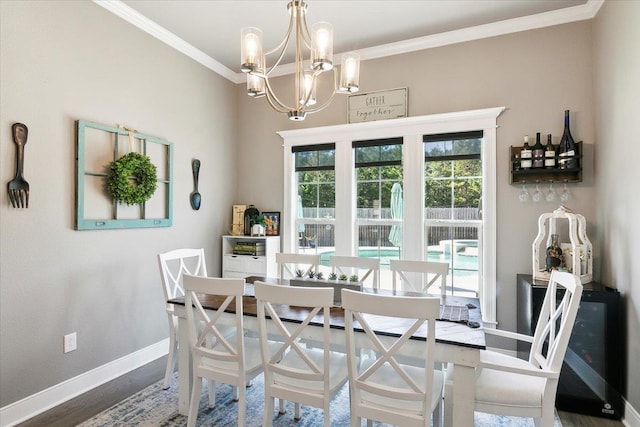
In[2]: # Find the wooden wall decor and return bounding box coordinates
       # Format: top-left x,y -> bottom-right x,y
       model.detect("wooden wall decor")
75,120 -> 173,230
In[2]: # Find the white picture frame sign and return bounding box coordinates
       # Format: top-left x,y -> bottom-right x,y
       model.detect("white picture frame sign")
348,87 -> 408,123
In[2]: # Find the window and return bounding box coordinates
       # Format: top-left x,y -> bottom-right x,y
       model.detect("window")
293,144 -> 335,256
354,138 -> 403,269
280,107 -> 504,325
424,132 -> 483,297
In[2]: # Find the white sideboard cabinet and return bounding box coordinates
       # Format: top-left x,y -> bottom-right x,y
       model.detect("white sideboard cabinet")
221,235 -> 280,279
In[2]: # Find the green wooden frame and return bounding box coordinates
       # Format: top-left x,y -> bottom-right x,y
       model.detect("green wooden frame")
75,120 -> 173,230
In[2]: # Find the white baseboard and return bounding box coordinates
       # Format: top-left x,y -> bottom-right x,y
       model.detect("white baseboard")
623,398 -> 640,427
0,339 -> 169,427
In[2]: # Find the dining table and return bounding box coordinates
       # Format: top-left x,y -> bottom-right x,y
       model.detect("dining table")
168,275 -> 486,427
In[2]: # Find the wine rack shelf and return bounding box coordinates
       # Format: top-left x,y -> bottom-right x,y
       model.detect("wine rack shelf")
509,141 -> 582,184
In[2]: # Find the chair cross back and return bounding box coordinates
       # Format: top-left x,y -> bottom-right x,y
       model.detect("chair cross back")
262,297 -> 326,382
184,275 -> 244,369
187,282 -> 240,366
158,248 -> 208,301
183,275 -> 265,427
341,289 -> 443,427
390,259 -> 448,295
157,248 -> 208,390
329,255 -> 380,288
254,281 -> 347,427
276,252 -> 320,279
355,310 -> 426,397
530,271 -> 582,371
255,282 -> 332,381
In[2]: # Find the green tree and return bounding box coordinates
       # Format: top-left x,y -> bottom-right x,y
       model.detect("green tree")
298,138 -> 482,216
356,165 -> 402,209
424,138 -> 482,210
297,170 -> 335,216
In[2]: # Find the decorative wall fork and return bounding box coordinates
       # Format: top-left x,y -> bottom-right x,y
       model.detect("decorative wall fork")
7,122 -> 30,208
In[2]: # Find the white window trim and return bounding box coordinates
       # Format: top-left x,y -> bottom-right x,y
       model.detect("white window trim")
279,107 -> 505,325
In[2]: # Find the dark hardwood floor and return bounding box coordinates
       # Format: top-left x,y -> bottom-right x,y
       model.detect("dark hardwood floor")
17,355 -> 623,426
558,410 -> 624,427
16,357 -> 168,427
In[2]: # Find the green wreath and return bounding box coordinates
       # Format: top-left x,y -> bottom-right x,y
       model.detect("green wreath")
105,152 -> 158,205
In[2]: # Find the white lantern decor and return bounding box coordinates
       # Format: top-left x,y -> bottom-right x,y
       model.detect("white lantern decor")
532,205 -> 593,283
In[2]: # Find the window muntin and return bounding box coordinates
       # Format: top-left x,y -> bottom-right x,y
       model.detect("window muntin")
354,139 -> 403,271
294,144 -> 336,255
354,138 -> 402,219
297,170 -> 336,217
424,132 -> 483,297
356,166 -> 403,219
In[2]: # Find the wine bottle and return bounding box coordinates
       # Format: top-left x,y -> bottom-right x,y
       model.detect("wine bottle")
545,234 -> 563,272
544,134 -> 556,168
520,135 -> 532,169
558,110 -> 578,170
532,132 -> 544,168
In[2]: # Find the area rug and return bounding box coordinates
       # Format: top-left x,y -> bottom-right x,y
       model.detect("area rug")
79,373 -> 562,426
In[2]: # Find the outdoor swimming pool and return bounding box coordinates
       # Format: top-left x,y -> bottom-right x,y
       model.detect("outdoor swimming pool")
316,245 -> 480,295
319,247 -> 479,272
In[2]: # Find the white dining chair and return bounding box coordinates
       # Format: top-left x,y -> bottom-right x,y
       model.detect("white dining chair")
341,288 -> 444,427
390,259 -> 449,295
254,281 -> 349,427
157,248 -> 208,390
183,274 -> 279,427
444,270 -> 583,426
329,255 -> 380,288
276,252 -> 320,279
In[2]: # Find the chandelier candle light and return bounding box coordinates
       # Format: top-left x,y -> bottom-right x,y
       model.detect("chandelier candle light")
241,0 -> 360,121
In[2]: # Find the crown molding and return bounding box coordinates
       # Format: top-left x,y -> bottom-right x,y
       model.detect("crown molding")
354,0 -> 605,64
94,0 -> 604,85
92,0 -> 238,82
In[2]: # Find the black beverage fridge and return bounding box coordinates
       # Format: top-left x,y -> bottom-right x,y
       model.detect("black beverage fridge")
516,274 -> 623,420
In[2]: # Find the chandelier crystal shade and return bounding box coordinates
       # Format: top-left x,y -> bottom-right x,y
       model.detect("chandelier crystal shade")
240,0 -> 360,121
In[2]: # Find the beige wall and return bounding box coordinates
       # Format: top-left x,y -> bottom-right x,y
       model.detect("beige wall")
593,0 -> 640,413
0,1 -> 238,406
238,21 -> 597,334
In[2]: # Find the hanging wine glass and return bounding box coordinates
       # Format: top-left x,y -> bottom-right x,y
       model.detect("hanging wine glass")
518,184 -> 530,203
532,183 -> 543,203
545,182 -> 557,203
560,183 -> 571,203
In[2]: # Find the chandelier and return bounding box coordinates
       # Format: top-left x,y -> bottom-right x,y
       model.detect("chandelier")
240,0 -> 360,121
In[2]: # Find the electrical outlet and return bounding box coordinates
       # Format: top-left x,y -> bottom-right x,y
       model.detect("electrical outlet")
63,332 -> 77,353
